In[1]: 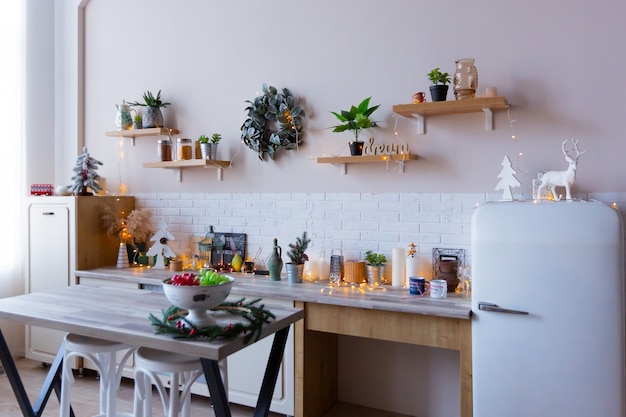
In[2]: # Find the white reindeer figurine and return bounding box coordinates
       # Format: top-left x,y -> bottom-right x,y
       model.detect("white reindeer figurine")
537,138 -> 585,201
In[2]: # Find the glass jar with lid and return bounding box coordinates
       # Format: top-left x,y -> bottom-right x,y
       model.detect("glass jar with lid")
176,138 -> 193,160
157,139 -> 173,162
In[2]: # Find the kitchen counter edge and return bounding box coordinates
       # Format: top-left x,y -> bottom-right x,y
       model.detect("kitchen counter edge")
75,267 -> 471,320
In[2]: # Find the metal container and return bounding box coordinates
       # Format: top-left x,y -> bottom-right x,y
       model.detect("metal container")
329,248 -> 344,285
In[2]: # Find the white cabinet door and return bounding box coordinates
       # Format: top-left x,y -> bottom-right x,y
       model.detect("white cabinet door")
26,203 -> 70,363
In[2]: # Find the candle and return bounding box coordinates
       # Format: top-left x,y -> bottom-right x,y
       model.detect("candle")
391,247 -> 405,287
319,258 -> 330,280
305,259 -> 320,281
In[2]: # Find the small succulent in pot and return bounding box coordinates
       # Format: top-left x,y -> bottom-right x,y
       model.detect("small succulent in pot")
128,90 -> 171,128
287,231 -> 311,265
364,250 -> 387,266
211,133 -> 222,143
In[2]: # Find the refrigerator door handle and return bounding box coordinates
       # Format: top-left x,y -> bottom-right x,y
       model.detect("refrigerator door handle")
478,301 -> 529,315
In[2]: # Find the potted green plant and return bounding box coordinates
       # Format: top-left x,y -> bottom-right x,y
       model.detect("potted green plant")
364,250 -> 387,287
132,114 -> 142,130
128,90 -> 171,128
330,97 -> 380,156
427,68 -> 451,102
198,134 -> 210,159
286,231 -> 311,283
209,133 -> 221,160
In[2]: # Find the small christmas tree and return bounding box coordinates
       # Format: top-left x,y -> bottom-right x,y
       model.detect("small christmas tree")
68,147 -> 103,196
146,218 -> 177,269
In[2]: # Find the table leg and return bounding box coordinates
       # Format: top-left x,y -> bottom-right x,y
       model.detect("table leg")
0,330 -> 74,417
253,326 -> 289,417
200,326 -> 290,417
200,358 -> 231,417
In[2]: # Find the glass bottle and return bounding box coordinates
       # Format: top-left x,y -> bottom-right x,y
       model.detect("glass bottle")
453,58 -> 478,100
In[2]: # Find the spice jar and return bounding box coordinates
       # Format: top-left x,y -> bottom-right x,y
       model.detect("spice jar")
176,138 -> 193,160
157,139 -> 173,162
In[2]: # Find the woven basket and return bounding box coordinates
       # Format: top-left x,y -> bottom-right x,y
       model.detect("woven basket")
344,261 -> 366,284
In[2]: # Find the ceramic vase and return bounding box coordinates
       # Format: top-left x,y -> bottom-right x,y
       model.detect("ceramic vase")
142,106 -> 164,128
267,238 -> 283,281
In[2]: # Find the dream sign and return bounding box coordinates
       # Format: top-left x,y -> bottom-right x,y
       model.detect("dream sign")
362,137 -> 410,156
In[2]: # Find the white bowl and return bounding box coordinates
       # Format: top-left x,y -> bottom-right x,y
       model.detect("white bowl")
162,276 -> 234,326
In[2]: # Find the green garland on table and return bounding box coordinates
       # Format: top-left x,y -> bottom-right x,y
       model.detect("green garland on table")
149,298 -> 275,344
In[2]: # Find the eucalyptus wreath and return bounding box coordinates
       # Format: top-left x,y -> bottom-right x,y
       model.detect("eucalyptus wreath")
241,83 -> 305,161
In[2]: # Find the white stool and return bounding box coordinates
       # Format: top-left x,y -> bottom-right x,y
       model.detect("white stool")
60,333 -> 135,417
133,347 -> 209,417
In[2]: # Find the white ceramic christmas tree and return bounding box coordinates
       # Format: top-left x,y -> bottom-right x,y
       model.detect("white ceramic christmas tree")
495,155 -> 521,201
146,218 -> 177,269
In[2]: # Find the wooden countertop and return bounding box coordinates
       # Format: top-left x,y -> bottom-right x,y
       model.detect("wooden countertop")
76,267 -> 471,320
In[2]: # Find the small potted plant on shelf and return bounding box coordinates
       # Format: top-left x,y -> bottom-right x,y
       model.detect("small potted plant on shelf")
128,90 -> 171,129
209,133 -> 221,160
330,97 -> 380,156
198,134 -> 210,159
132,114 -> 143,130
364,250 -> 387,287
286,231 -> 311,283
427,68 -> 451,102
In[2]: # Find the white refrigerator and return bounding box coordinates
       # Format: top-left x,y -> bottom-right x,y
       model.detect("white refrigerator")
471,200 -> 625,417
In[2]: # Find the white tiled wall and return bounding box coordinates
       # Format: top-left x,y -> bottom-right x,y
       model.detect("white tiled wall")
134,192 -> 626,277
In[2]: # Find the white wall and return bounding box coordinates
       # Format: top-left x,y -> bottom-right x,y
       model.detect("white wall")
55,0 -> 624,196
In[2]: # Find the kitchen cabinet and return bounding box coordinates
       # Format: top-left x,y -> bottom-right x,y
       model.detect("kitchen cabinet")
392,96 -> 508,134
25,196 -> 135,364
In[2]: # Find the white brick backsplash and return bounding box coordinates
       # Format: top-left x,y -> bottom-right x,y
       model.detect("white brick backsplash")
135,192 -> 624,272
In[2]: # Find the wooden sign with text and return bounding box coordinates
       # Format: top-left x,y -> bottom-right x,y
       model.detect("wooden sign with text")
362,137 -> 410,156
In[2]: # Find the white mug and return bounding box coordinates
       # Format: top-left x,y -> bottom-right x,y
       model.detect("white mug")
429,279 -> 448,298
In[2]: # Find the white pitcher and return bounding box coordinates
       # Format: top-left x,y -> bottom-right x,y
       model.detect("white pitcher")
115,101 -> 133,130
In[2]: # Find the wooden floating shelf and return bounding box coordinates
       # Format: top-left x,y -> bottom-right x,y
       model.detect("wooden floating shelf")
143,159 -> 230,182
392,96 -> 508,134
317,153 -> 418,175
105,127 -> 180,145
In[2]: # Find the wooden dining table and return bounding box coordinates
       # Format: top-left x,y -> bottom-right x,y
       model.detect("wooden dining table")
0,285 -> 304,417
